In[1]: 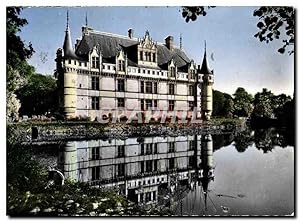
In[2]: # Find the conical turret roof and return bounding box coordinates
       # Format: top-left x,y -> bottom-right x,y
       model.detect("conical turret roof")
200,42 -> 212,74
63,11 -> 78,59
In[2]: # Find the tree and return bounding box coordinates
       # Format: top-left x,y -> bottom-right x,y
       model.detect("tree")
253,7 -> 294,55
7,7 -> 35,120
17,74 -> 58,116
213,90 -> 234,117
252,88 -> 275,119
233,87 -> 253,117
212,90 -> 225,117
181,6 -> 294,55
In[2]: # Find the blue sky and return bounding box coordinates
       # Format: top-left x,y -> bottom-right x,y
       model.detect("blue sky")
19,6 -> 294,96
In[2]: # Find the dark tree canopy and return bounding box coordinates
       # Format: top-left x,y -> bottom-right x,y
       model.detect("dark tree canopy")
253,6 -> 294,55
181,6 -> 294,55
7,7 -> 35,78
233,87 -> 253,117
16,74 -> 58,116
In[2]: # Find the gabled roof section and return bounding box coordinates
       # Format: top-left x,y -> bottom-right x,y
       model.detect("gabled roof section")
75,29 -> 191,69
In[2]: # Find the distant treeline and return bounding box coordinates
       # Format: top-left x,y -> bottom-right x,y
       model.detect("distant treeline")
213,87 -> 294,128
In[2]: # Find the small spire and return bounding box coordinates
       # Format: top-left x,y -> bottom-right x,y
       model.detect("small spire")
180,33 -> 182,49
66,10 -> 69,30
85,12 -> 88,27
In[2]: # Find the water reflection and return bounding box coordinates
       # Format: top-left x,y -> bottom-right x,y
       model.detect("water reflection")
56,127 -> 294,215
58,134 -> 217,212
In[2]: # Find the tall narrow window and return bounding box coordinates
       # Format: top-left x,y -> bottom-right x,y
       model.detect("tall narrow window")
168,142 -> 175,152
189,85 -> 194,96
169,84 -> 175,95
141,99 -> 145,111
170,67 -> 176,77
91,76 -> 100,90
146,160 -> 152,172
189,101 -> 194,111
189,140 -> 195,151
146,82 -> 152,93
117,145 -> 125,157
153,82 -> 158,94
92,147 -> 100,160
117,79 -> 125,92
117,98 -> 125,108
140,51 -> 143,61
146,144 -> 153,154
146,99 -> 152,110
168,100 -> 175,111
92,166 -> 100,180
117,163 -> 125,177
118,60 -> 125,72
91,97 -> 99,110
153,100 -> 158,109
152,53 -> 156,62
140,81 -> 144,93
169,158 -> 175,169
92,56 -> 99,68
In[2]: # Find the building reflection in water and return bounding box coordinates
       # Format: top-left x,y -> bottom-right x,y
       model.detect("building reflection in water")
58,134 -> 215,212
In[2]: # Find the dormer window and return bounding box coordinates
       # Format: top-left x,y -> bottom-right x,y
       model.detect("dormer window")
118,60 -> 125,72
140,51 -> 143,60
91,56 -> 99,68
152,53 -> 156,62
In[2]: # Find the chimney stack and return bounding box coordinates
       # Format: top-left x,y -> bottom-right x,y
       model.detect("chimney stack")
128,28 -> 134,39
165,36 -> 174,51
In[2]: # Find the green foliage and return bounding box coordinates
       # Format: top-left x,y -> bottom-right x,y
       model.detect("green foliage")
213,90 -> 234,117
16,74 -> 58,116
253,6 -> 294,55
233,87 -> 253,117
7,7 -> 35,78
181,6 -> 215,22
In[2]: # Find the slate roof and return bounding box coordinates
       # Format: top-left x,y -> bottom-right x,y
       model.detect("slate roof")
75,31 -> 191,70
199,50 -> 212,74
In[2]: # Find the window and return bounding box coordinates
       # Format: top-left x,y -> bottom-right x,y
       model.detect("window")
154,82 -> 158,94
189,140 -> 195,151
91,56 -> 99,68
189,85 -> 194,96
153,100 -> 158,108
91,97 -> 99,110
141,144 -> 144,155
91,77 -> 99,90
117,145 -> 125,157
152,53 -> 156,62
74,60 -> 77,65
146,144 -> 153,154
169,158 -> 175,169
79,62 -> 82,66
140,193 -> 144,202
154,160 -> 158,171
117,163 -> 125,177
108,65 -> 111,70
141,161 -> 144,173
92,166 -> 100,180
168,142 -> 175,152
148,70 -> 150,74
169,84 -> 175,95
152,71 -> 155,75
140,51 -> 143,61
189,101 -> 194,111
84,62 -> 87,67
140,81 -> 144,93
117,79 -> 125,92
170,67 -> 176,77
92,147 -> 100,160
153,191 -> 157,201
141,99 -> 145,111
146,99 -> 152,110
117,98 -> 125,108
168,100 -> 175,111
154,143 -> 158,154
188,156 -> 194,168
143,69 -> 146,74
118,60 -> 125,72
146,82 -> 152,94
68,59 -> 71,64
146,160 -> 152,172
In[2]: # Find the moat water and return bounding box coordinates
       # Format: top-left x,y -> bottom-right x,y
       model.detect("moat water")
35,127 -> 294,216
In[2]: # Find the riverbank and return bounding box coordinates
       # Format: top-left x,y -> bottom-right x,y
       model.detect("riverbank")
7,118 -> 246,144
